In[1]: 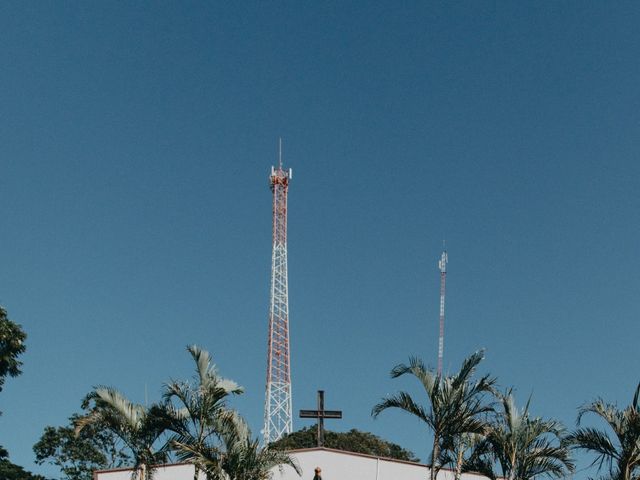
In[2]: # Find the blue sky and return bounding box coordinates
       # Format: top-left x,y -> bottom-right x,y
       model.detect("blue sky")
1,2 -> 639,478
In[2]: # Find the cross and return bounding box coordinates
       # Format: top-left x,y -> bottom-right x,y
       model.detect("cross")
299,390 -> 342,447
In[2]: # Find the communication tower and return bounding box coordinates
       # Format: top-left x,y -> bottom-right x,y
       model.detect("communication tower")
263,140 -> 293,444
437,249 -> 448,376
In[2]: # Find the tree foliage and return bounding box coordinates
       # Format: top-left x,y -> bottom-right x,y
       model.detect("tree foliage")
207,412 -> 300,480
442,432 -> 488,480
566,382 -> 640,480
0,306 -> 27,395
271,426 -> 419,462
159,345 -> 298,480
1,447 -> 46,480
34,410 -> 130,480
466,392 -> 574,480
75,388 -> 169,480
160,345 -> 244,479
0,458 -> 47,480
372,350 -> 495,480
49,346 -> 298,480
0,306 -> 37,480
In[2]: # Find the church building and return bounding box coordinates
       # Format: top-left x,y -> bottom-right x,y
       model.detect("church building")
95,448 -> 490,480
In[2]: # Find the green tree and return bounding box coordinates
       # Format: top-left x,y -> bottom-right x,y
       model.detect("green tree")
0,306 -> 26,396
372,350 -> 495,480
0,447 -> 46,480
271,426 -> 419,462
0,306 -> 41,480
0,458 -> 47,480
206,413 -> 300,480
34,409 -> 130,480
75,388 -> 168,480
566,382 -> 640,480
160,345 -> 244,480
442,432 -> 487,480
158,346 -> 297,480
470,392 -> 573,480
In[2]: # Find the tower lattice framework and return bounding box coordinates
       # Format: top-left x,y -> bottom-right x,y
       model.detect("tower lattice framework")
263,158 -> 293,445
437,250 -> 448,376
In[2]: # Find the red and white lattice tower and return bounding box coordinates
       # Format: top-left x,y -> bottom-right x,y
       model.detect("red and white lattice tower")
437,249 -> 448,376
263,142 -> 293,444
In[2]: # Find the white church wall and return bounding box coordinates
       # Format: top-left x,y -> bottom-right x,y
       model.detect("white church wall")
95,449 -> 491,480
271,448 -> 431,479
271,448 -> 482,480
272,449 -> 380,479
95,464 -> 205,480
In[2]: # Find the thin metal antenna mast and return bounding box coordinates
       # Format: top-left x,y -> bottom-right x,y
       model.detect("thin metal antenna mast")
263,140 -> 293,444
437,246 -> 448,376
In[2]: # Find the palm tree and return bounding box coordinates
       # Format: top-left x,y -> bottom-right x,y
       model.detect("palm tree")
216,413 -> 301,480
160,345 -> 244,480
371,350 -> 495,480
566,382 -> 640,480
166,409 -> 299,480
475,391 -> 573,480
75,387 -> 168,480
444,432 -> 487,480
159,349 -> 299,480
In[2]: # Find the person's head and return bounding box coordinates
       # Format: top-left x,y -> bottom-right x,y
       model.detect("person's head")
314,467 -> 322,475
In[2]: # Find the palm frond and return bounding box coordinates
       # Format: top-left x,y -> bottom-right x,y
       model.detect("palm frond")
633,383 -> 640,412
451,350 -> 485,390
188,344 -> 216,387
567,427 -> 619,470
371,392 -> 431,426
391,357 -> 438,396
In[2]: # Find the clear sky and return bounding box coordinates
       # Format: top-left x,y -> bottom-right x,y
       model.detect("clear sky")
1,2 -> 640,478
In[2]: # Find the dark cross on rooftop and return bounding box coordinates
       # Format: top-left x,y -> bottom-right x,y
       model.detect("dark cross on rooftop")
299,390 -> 342,447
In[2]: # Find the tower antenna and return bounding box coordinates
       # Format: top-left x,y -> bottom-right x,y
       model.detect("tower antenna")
263,143 -> 293,444
437,247 -> 448,376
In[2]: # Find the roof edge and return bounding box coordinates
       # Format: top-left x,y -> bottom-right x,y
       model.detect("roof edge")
283,447 -> 428,468
283,447 -> 494,477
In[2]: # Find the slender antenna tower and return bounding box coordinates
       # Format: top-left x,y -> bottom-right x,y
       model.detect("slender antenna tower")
263,139 -> 293,444
437,248 -> 448,376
